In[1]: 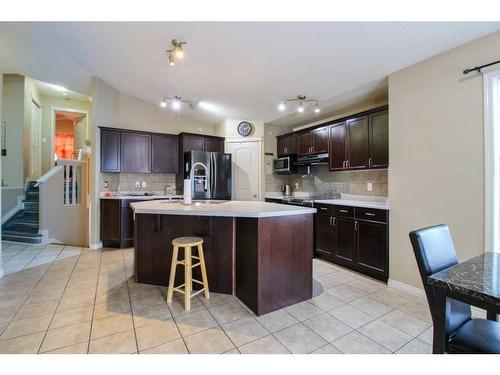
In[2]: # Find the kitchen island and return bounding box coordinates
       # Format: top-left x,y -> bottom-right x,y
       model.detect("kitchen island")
130,200 -> 316,315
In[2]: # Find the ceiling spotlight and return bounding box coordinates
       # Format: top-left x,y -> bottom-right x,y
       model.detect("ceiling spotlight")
168,53 -> 175,66
159,95 -> 195,110
167,39 -> 187,66
277,95 -> 321,114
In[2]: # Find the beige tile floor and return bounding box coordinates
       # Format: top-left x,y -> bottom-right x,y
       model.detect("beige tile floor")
0,241 -> 436,354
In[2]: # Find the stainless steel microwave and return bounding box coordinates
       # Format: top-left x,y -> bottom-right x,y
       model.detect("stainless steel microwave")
273,156 -> 296,174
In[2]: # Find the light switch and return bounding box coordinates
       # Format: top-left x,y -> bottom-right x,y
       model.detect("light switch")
142,181 -> 147,188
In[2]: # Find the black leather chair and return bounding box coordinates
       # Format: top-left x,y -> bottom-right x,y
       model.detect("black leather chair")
409,224 -> 500,354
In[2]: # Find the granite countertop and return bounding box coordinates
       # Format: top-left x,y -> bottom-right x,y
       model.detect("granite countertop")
130,200 -> 316,218
100,192 -> 183,200
265,192 -> 390,210
428,252 -> 500,305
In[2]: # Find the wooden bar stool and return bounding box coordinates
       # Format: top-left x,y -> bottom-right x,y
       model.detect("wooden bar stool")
166,236 -> 210,311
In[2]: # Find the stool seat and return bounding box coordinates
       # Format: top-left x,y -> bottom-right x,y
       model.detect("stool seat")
166,236 -> 209,311
172,236 -> 203,246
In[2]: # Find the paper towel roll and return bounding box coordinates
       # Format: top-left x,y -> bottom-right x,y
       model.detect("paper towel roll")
183,179 -> 192,205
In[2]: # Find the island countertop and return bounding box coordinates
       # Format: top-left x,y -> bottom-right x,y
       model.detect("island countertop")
130,199 -> 316,218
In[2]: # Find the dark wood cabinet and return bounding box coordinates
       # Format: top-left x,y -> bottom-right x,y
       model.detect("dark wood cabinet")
329,122 -> 346,171
314,203 -> 388,281
277,134 -> 298,156
151,134 -> 178,173
356,221 -> 388,274
101,129 -> 121,172
368,110 -> 389,169
297,126 -> 328,156
177,133 -> 225,180
182,134 -> 205,152
346,116 -> 369,170
120,132 -> 151,173
204,137 -> 225,153
101,198 -> 142,248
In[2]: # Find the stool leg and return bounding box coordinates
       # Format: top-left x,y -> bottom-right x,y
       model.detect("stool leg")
166,245 -> 179,303
184,246 -> 192,311
198,243 -> 210,299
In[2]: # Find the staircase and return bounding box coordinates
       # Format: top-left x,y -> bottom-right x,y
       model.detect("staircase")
2,181 -> 43,244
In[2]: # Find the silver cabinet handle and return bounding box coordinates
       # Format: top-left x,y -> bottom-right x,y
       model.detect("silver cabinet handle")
319,207 -> 328,211
329,217 -> 333,225
342,161 -> 346,169
355,221 -> 359,230
346,160 -> 350,169
368,157 -> 372,168
365,212 -> 376,216
332,217 -> 336,226
339,209 -> 348,213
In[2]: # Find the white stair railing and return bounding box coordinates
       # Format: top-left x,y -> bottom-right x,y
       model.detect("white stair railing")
37,159 -> 88,246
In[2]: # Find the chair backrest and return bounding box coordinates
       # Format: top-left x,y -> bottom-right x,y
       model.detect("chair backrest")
409,224 -> 471,335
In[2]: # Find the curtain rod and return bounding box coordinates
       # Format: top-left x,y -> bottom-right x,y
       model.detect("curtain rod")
463,59 -> 500,75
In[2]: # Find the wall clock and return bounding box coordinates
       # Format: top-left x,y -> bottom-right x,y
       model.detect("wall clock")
237,121 -> 253,137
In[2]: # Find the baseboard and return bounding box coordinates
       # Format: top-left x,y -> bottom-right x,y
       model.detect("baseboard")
89,241 -> 103,250
387,279 -> 426,298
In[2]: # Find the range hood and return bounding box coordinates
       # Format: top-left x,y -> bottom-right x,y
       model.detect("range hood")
294,153 -> 329,166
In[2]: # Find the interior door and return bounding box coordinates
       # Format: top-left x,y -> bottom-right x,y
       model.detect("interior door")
227,141 -> 260,201
74,116 -> 86,150
30,100 -> 41,178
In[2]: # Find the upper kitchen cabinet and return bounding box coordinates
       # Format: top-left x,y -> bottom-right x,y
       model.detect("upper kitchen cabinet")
151,134 -> 178,173
346,115 -> 369,170
328,122 -> 346,171
368,110 -> 389,168
179,133 -> 225,153
297,126 -> 328,156
277,133 -> 298,156
101,129 -> 121,172
120,132 -> 151,173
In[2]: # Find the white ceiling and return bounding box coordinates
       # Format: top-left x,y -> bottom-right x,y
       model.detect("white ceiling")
2,22 -> 500,126
34,79 -> 91,102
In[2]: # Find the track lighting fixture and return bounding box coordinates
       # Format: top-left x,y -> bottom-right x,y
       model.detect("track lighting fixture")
166,39 -> 187,66
277,95 -> 321,114
159,95 -> 195,110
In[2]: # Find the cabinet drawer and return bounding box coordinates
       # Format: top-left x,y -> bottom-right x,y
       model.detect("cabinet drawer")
314,203 -> 333,215
355,207 -> 387,223
334,205 -> 354,218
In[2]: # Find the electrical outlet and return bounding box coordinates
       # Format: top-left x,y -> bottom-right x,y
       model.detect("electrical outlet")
135,181 -> 140,188
142,181 -> 147,188
104,181 -> 108,189
294,182 -> 299,189
367,182 -> 373,192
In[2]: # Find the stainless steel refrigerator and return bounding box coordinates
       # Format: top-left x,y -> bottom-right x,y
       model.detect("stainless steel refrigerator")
184,151 -> 232,200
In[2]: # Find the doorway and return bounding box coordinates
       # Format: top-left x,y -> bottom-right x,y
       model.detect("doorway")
53,110 -> 87,161
30,99 -> 41,179
226,139 -> 262,201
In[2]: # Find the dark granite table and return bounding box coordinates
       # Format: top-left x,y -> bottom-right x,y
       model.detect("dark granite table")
428,251 -> 500,353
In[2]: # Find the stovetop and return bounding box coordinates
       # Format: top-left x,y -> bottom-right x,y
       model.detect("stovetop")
282,194 -> 337,207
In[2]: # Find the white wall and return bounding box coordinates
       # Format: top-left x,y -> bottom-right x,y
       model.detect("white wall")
0,71 -> 4,279
388,31 -> 500,289
1,74 -> 25,187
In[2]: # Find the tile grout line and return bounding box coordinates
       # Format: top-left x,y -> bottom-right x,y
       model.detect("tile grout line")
121,248 -> 140,354
37,246 -> 84,354
86,247 -> 104,354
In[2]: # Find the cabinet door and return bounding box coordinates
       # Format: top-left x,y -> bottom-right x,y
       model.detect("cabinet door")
288,134 -> 298,155
346,116 -> 369,169
121,204 -> 135,243
151,134 -> 178,173
316,213 -> 334,257
101,129 -> 121,172
182,135 -> 205,152
329,123 -> 346,171
100,199 -> 120,242
298,132 -> 311,156
204,137 -> 224,153
369,110 -> 389,168
311,127 -> 328,154
121,132 -> 151,173
356,221 -> 387,274
335,217 -> 356,263
277,136 -> 288,156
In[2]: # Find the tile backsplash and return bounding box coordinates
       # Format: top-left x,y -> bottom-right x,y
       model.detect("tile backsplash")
268,166 -> 388,197
100,173 -> 177,193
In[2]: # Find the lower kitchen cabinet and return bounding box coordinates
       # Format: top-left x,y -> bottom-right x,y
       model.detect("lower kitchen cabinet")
314,203 -> 388,281
101,199 -> 141,248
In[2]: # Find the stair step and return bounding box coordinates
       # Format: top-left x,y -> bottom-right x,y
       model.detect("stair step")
2,232 -> 43,244
25,191 -> 39,201
2,229 -> 42,238
23,201 -> 39,210
5,222 -> 39,232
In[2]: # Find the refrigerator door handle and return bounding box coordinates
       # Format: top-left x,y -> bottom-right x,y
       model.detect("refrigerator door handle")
213,153 -> 217,198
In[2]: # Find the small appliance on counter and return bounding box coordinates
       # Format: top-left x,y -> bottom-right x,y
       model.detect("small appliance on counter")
184,151 -> 232,200
273,155 -> 296,174
283,184 -> 291,197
